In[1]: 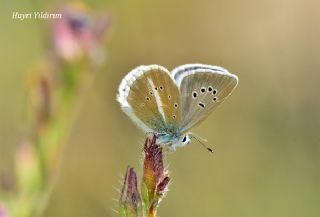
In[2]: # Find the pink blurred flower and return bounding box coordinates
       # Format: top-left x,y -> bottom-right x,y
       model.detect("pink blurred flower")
51,3 -> 111,63
14,141 -> 41,194
0,204 -> 8,217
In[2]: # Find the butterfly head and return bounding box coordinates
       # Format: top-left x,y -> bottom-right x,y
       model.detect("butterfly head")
167,134 -> 191,151
155,133 -> 191,150
155,131 -> 213,153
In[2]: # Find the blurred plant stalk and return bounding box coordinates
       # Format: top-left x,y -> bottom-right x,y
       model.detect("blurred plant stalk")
0,2 -> 110,217
119,135 -> 170,217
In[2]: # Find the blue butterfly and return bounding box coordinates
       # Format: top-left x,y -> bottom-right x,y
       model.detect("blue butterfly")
117,64 -> 238,151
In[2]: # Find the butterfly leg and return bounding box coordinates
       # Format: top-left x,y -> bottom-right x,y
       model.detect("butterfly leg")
145,132 -> 167,137
169,146 -> 176,152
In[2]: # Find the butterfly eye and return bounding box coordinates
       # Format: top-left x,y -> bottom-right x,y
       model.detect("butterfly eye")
181,135 -> 190,145
182,136 -> 187,143
212,89 -> 217,95
200,87 -> 206,93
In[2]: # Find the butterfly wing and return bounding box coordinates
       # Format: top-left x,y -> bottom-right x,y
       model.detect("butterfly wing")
172,64 -> 238,133
117,65 -> 181,133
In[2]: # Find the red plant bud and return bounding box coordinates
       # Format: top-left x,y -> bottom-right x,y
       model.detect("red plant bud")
120,167 -> 142,216
157,176 -> 170,196
143,135 -> 166,197
142,134 -> 170,216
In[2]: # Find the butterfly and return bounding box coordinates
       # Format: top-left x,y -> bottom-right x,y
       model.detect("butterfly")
117,64 -> 238,151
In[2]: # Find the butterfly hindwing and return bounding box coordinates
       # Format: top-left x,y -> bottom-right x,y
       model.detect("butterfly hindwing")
117,65 -> 181,133
172,64 -> 238,132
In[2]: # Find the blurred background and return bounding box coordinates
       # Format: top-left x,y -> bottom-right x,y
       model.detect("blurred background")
1,0 -> 320,217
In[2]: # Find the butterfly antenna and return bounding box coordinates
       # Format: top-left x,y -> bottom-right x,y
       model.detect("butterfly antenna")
189,134 -> 214,154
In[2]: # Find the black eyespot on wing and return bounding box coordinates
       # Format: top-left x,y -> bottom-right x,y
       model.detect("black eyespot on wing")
200,87 -> 206,93
168,95 -> 171,99
159,86 -> 163,90
213,97 -> 217,101
198,103 -> 205,108
155,87 -> 158,90
146,97 -> 150,101
173,115 -> 176,119
149,91 -> 153,95
208,86 -> 213,92
174,103 -> 178,108
213,89 -> 217,95
192,91 -> 198,99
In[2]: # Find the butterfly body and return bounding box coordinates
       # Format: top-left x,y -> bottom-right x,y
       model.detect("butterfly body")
117,64 -> 238,151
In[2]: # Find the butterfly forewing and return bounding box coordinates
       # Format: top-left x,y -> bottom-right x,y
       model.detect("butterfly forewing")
117,65 -> 181,133
172,64 -> 238,133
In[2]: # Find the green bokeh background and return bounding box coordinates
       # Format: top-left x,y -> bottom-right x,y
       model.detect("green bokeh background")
1,0 -> 320,216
